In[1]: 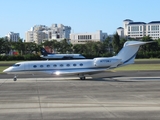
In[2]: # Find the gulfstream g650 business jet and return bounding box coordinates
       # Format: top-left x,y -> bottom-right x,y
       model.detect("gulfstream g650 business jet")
3,41 -> 152,81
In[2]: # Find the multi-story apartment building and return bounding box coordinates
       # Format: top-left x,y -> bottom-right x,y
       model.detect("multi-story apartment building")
6,32 -> 20,42
25,24 -> 71,44
117,19 -> 160,40
70,30 -> 108,45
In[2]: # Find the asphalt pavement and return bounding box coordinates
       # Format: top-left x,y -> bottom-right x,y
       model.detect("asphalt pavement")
0,70 -> 160,79
0,71 -> 160,120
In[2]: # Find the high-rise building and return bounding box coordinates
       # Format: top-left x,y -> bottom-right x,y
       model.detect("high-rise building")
70,30 -> 108,45
117,19 -> 160,40
25,24 -> 71,44
6,32 -> 20,42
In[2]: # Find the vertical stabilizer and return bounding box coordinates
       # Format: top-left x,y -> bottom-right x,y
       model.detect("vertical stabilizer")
116,41 -> 152,65
40,48 -> 50,56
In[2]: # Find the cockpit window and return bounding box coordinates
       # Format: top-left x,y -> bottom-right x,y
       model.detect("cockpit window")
13,64 -> 21,67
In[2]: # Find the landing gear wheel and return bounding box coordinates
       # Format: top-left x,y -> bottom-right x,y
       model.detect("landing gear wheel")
80,76 -> 86,80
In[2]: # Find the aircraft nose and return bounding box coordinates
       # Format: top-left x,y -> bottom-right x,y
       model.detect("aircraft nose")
3,69 -> 8,73
3,68 -> 11,73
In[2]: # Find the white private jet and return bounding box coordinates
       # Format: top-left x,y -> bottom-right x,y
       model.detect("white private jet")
40,47 -> 85,59
3,41 -> 152,81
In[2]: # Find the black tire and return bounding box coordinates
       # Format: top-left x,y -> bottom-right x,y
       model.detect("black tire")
80,77 -> 85,80
14,78 -> 17,81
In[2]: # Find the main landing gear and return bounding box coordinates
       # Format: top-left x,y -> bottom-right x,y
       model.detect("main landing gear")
80,76 -> 86,80
79,74 -> 86,80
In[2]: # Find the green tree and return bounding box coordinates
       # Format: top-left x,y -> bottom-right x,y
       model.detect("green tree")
156,38 -> 160,51
141,36 -> 157,52
59,39 -> 73,53
120,38 -> 127,48
42,40 -> 60,53
11,39 -> 25,55
0,37 -> 11,54
112,32 -> 120,54
103,36 -> 112,53
73,44 -> 85,54
86,41 -> 95,56
24,42 -> 38,54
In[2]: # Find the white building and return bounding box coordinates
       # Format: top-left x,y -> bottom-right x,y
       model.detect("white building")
117,27 -> 124,38
117,19 -> 160,40
25,24 -> 71,44
6,32 -> 20,42
70,30 -> 108,45
147,21 -> 160,40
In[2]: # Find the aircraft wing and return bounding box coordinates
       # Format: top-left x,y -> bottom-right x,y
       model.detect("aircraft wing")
42,68 -> 109,75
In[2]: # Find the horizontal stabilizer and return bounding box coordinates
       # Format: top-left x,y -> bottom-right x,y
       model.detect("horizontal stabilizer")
123,41 -> 154,47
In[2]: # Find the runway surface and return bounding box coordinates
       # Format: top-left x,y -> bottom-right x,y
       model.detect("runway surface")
0,70 -> 160,79
0,72 -> 160,120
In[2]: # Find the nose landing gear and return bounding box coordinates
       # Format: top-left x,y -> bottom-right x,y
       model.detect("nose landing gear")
13,75 -> 17,81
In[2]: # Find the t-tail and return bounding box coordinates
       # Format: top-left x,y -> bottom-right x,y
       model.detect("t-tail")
40,48 -> 52,56
115,41 -> 153,66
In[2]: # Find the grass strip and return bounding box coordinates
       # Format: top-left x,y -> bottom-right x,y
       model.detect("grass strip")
0,61 -> 22,64
114,64 -> 160,71
0,66 -> 9,73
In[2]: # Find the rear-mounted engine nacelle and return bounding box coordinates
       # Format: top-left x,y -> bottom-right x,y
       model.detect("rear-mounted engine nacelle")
94,58 -> 121,67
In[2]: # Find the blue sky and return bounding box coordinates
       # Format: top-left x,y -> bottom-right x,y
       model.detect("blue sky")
1,0 -> 160,39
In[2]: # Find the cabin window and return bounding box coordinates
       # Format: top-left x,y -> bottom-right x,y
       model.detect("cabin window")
80,63 -> 83,66
73,64 -> 76,66
40,65 -> 43,67
53,64 -> 57,67
66,64 -> 70,67
47,65 -> 50,67
33,65 -> 37,68
60,64 -> 63,67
